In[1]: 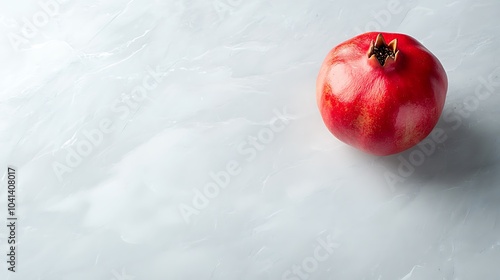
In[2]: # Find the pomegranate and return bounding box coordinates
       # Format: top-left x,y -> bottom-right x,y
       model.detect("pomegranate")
317,32 -> 448,155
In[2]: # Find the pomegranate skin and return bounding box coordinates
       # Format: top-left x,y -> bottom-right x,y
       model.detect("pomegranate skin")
317,32 -> 448,156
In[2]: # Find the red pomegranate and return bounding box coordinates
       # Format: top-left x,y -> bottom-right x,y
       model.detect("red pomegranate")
317,32 -> 448,155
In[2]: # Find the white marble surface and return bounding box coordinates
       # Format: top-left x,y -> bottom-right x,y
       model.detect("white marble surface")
1,0 -> 500,279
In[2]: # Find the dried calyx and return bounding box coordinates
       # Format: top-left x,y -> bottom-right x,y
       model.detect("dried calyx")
368,34 -> 399,66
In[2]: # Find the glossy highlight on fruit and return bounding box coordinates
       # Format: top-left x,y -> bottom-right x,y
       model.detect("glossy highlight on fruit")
317,32 -> 448,156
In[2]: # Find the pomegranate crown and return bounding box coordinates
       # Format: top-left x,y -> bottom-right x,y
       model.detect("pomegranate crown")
367,33 -> 399,67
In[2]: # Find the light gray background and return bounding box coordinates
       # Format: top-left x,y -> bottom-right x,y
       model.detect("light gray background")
1,0 -> 500,279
